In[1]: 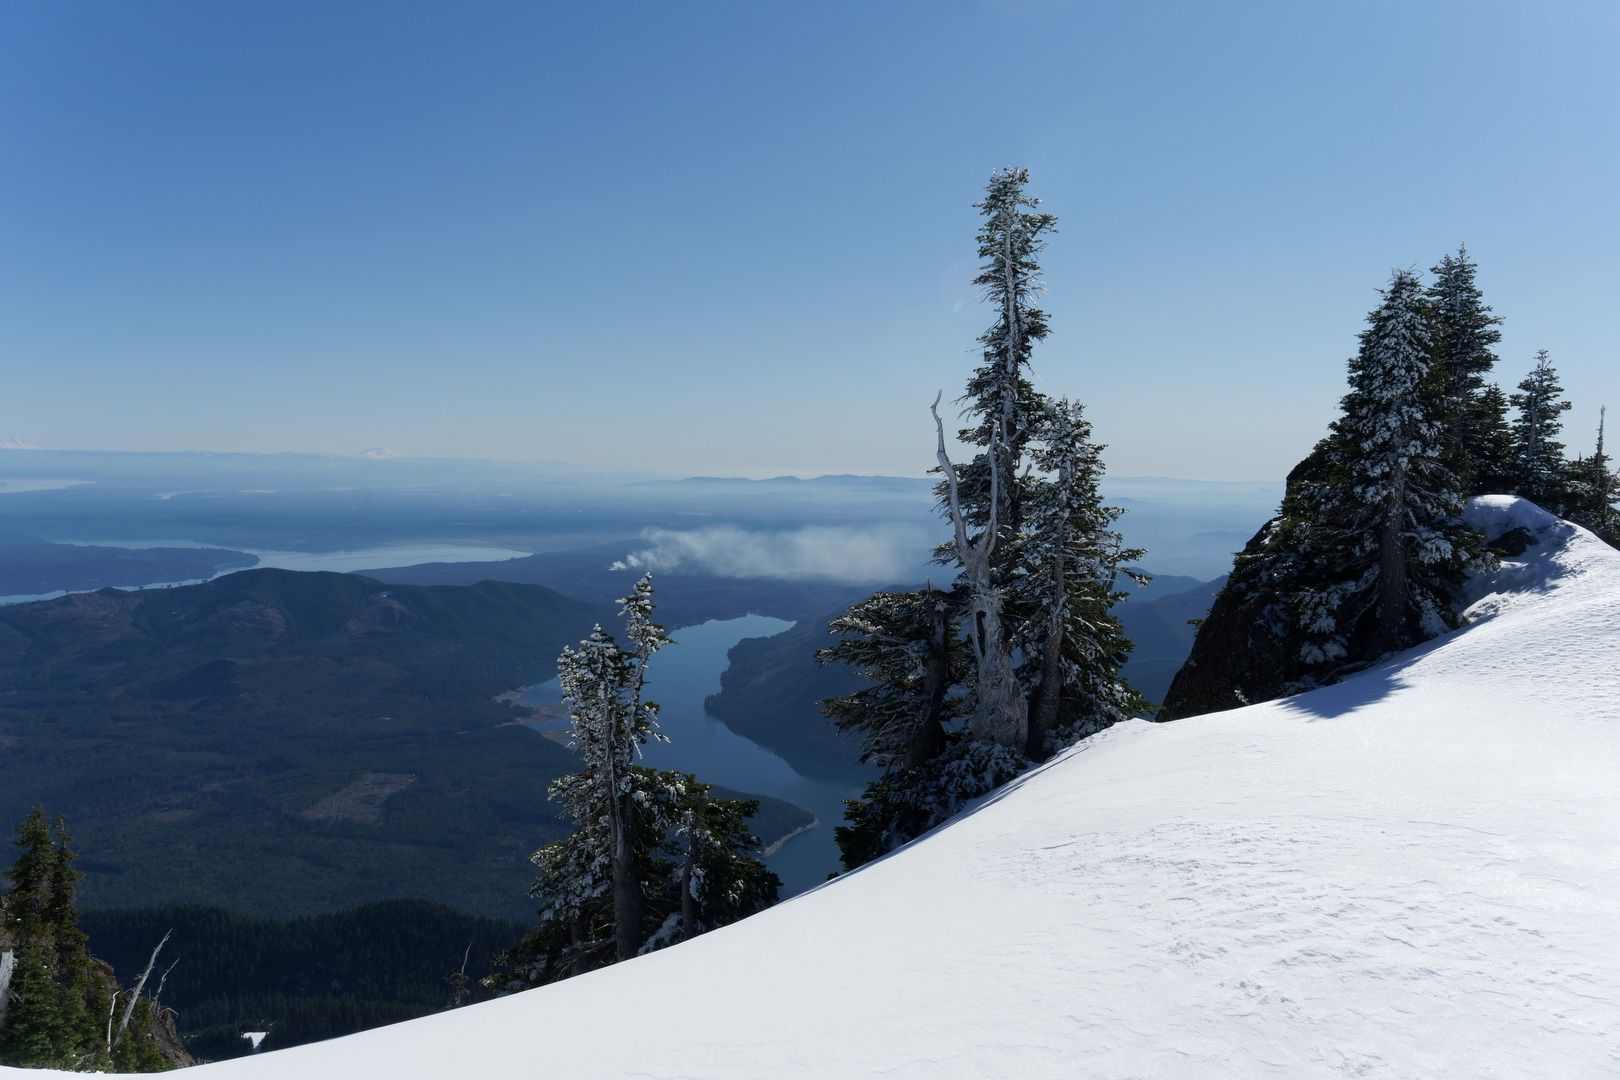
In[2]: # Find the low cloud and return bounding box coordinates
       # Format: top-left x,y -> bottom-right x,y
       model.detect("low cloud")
610,525 -> 931,584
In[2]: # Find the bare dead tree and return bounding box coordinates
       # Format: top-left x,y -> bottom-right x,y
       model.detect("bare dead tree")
105,990 -> 120,1054
446,942 -> 473,1009
933,391 -> 1028,750
115,928 -> 171,1046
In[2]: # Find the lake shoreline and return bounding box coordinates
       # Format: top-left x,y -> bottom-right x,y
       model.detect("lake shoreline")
761,817 -> 820,857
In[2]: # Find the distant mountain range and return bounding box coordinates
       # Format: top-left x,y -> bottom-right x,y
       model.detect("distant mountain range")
359,541 -> 874,629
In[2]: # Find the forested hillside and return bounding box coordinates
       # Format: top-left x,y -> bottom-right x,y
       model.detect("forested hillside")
80,902 -> 522,1063
0,570 -> 605,919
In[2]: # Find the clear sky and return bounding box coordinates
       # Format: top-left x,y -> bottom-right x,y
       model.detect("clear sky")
2,0 -> 1616,479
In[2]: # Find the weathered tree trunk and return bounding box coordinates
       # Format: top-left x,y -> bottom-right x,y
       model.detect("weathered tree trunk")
446,944 -> 471,1010
679,843 -> 697,942
0,948 -> 15,1029
105,990 -> 120,1053
967,598 -> 1027,749
1030,549 -> 1065,758
933,394 -> 1028,751
903,597 -> 952,768
611,801 -> 640,962
1030,440 -> 1076,758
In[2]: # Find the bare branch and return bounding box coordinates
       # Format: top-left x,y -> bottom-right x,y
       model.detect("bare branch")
116,928 -> 172,1045
932,391 -> 971,558
154,958 -> 181,1008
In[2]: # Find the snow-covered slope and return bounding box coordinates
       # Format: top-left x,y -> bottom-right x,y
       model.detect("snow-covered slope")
13,497 -> 1619,1078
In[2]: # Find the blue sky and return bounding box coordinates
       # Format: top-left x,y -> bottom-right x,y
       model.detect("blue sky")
2,0 -> 1616,479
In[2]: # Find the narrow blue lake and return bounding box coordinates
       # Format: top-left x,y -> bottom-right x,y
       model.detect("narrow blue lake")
517,614 -> 865,896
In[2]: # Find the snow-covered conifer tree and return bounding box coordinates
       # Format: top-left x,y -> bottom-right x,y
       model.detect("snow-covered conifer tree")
545,574 -> 669,963
928,166 -> 1060,751
495,577 -> 778,987
1018,398 -> 1147,749
818,587 -> 967,771
950,166 -> 1057,540
1567,407 -> 1620,546
823,169 -> 1145,869
1467,383 -> 1517,495
1509,349 -> 1574,510
1296,270 -> 1485,661
1425,245 -> 1502,484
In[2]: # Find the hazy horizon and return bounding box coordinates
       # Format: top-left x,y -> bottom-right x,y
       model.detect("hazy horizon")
0,442 -> 1288,486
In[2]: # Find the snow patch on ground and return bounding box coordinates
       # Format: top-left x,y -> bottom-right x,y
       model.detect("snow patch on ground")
9,497 -> 1617,1079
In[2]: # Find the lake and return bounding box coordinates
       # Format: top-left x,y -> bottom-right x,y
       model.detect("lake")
516,614 -> 866,897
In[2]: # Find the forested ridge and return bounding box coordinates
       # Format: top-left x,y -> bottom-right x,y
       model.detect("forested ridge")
0,570 -> 603,919
80,902 -> 522,1063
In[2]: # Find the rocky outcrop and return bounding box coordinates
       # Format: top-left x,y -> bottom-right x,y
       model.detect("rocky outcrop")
1158,446 -> 1330,721
1157,518 -> 1301,720
1160,444 -> 1533,722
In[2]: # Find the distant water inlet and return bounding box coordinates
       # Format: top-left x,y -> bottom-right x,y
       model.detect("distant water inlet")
0,540 -> 532,606
511,615 -> 864,896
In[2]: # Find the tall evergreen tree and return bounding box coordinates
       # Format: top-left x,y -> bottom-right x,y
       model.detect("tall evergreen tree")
1467,383 -> 1518,495
825,169 -> 1144,870
495,576 -> 777,989
1425,245 -> 1502,485
0,809 -> 70,1069
1296,270 -> 1486,662
1567,407 -> 1620,545
1509,349 -> 1575,510
928,167 -> 1061,752
3,810 -> 53,941
0,942 -> 60,1068
1017,398 -> 1147,749
552,574 -> 669,963
2,809 -> 176,1071
953,166 -> 1058,540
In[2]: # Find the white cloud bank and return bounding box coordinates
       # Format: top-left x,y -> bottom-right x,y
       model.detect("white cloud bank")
610,524 -> 932,584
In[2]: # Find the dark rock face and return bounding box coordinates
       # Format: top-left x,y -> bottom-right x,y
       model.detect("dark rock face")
1157,445 -> 1331,722
1156,519 -> 1302,720
1488,526 -> 1537,557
